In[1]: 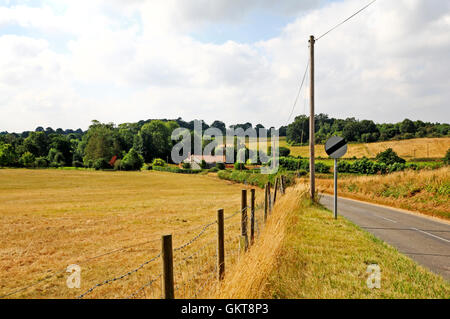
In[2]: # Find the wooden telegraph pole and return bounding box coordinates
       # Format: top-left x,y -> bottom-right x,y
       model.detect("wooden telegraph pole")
309,35 -> 315,200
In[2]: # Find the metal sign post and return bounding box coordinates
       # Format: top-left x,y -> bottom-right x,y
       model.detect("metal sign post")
325,136 -> 348,220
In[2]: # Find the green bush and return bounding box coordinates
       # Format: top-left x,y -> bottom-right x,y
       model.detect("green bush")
182,162 -> 191,169
376,148 -> 406,165
94,158 -> 110,170
142,163 -> 153,170
152,158 -> 166,167
296,169 -> 308,177
234,162 -> 246,170
72,160 -> 83,168
444,148 -> 450,165
208,167 -> 219,173
217,170 -> 295,189
35,157 -> 48,168
20,152 -> 35,168
216,162 -> 225,170
200,159 -> 208,169
153,166 -> 202,174
121,148 -> 144,171
279,146 -> 291,157
315,162 -> 331,174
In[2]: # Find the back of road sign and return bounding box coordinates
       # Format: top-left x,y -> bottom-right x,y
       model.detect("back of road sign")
325,136 -> 347,159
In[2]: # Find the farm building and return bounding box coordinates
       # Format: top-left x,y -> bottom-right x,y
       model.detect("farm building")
182,154 -> 226,169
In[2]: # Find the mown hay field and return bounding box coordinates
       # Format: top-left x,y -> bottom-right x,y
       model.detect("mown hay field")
0,169 -> 263,299
281,137 -> 450,159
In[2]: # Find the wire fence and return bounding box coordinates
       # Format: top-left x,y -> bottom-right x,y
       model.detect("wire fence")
1,176 -> 288,300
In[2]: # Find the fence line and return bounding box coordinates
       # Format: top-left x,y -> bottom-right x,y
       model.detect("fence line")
1,176 -> 288,299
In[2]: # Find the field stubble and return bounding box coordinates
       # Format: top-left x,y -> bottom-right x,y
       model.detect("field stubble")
0,169 -> 264,298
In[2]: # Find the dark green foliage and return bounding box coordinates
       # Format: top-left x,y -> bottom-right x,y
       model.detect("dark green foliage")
216,162 -> 225,170
94,158 -> 110,170
35,157 -> 48,168
0,143 -> 17,166
234,162 -> 246,170
444,148 -> 450,165
120,148 -> 144,171
153,166 -> 202,174
208,167 -> 220,173
182,162 -> 191,169
82,121 -> 121,166
152,158 -> 166,167
72,160 -> 83,168
279,146 -> 291,157
287,114 -> 449,144
20,152 -> 35,168
217,170 -> 295,189
200,159 -> 207,169
375,148 -> 406,165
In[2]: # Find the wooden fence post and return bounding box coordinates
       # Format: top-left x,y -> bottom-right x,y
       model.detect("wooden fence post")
273,177 -> 279,205
280,176 -> 285,195
250,189 -> 255,244
264,183 -> 268,222
161,235 -> 174,299
268,181 -> 272,213
217,209 -> 225,281
240,189 -> 248,251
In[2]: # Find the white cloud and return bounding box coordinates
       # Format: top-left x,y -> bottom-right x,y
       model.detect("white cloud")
0,0 -> 449,132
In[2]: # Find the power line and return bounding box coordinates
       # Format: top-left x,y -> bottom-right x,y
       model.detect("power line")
316,0 -> 377,41
286,59 -> 309,126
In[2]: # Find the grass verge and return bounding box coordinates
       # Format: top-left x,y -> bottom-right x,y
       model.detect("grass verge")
216,185 -> 449,299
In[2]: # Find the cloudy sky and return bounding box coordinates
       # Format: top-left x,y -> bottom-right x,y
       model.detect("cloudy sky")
0,0 -> 449,132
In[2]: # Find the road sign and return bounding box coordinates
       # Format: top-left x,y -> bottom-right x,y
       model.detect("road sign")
325,136 -> 347,159
324,136 -> 347,220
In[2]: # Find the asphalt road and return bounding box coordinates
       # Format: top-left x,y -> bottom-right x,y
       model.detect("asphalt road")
319,194 -> 450,280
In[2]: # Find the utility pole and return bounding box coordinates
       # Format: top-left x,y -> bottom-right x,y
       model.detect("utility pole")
309,35 -> 315,200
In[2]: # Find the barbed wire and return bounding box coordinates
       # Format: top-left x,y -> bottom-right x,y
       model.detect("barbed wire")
126,274 -> 162,299
77,253 -> 161,299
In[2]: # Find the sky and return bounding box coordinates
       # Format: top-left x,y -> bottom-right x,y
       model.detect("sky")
0,0 -> 449,132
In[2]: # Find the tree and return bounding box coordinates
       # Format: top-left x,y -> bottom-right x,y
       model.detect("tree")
0,143 -> 17,166
287,115 -> 309,144
20,152 -> 35,167
211,121 -> 226,135
82,121 -> 121,166
49,135 -> 72,165
375,148 -> 406,165
400,119 -> 415,134
140,120 -> 173,162
120,148 -> 144,171
279,146 -> 291,157
23,131 -> 49,157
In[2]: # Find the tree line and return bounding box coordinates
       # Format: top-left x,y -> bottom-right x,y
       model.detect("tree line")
1,115 -> 448,170
286,114 -> 449,145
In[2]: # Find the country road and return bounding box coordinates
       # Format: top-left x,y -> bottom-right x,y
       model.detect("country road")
319,194 -> 450,280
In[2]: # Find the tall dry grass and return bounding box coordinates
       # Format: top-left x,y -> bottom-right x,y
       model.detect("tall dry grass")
317,166 -> 450,220
215,185 -> 308,298
214,183 -> 449,299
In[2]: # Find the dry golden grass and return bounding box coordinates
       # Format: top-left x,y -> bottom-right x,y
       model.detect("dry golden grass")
0,169 -> 263,299
216,184 -> 449,299
316,167 -> 450,220
215,185 -> 306,298
281,137 -> 450,159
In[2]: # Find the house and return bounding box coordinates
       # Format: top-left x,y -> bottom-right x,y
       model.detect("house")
182,154 -> 226,169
